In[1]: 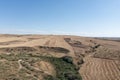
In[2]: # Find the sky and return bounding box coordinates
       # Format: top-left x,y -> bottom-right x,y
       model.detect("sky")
0,0 -> 120,37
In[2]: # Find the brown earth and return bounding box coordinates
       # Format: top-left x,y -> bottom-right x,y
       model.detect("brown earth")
0,34 -> 120,80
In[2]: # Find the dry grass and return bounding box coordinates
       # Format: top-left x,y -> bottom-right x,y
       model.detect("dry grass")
0,34 -> 120,80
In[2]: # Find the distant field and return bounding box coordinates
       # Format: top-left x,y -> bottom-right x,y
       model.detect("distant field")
94,37 -> 120,42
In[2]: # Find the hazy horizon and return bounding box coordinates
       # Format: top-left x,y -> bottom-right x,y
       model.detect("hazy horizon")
0,0 -> 120,37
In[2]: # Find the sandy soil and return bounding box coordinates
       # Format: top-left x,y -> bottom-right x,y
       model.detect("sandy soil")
80,55 -> 120,80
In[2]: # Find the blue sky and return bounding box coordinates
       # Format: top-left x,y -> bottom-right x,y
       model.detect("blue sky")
0,0 -> 120,37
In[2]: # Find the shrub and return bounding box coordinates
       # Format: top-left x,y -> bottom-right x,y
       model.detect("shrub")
61,56 -> 73,64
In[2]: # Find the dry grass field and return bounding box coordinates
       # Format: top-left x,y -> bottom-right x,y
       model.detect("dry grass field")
0,34 -> 119,80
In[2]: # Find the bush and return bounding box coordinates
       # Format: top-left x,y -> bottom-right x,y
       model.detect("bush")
77,59 -> 84,65
61,56 -> 73,64
44,75 -> 56,80
64,72 -> 81,80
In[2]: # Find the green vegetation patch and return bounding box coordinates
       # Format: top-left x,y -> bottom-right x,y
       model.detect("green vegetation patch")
0,53 -> 82,80
40,56 -> 82,80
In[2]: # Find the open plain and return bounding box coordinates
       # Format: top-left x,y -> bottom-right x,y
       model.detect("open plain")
0,34 -> 119,80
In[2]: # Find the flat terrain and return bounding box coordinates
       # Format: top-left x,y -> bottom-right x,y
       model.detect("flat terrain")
0,34 -> 120,80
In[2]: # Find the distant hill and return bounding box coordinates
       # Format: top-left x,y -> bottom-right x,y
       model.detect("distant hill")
94,37 -> 120,42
